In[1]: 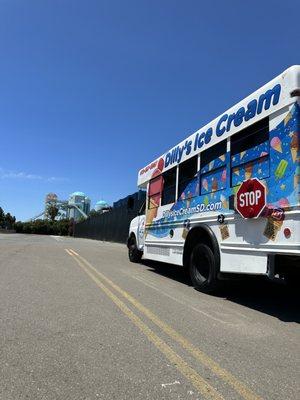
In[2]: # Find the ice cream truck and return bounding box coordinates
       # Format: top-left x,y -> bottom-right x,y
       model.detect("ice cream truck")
128,66 -> 300,293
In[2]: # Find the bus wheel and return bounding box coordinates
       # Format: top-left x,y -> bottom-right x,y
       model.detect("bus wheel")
189,243 -> 219,293
128,236 -> 143,263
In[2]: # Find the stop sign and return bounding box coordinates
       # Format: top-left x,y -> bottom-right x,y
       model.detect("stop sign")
236,178 -> 266,218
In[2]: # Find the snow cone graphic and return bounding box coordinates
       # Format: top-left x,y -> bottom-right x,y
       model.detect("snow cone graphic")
145,158 -> 165,235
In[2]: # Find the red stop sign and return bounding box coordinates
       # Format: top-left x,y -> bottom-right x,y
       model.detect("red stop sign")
236,178 -> 266,218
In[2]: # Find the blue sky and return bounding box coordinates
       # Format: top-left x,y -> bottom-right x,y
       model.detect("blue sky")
0,0 -> 298,220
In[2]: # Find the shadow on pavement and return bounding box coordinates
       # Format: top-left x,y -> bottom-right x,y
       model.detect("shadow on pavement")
141,259 -> 300,323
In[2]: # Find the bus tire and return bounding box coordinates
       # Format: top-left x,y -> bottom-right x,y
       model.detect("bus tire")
189,243 -> 219,293
128,235 -> 143,263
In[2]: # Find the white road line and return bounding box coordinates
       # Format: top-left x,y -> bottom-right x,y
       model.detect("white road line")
129,274 -> 238,325
50,235 -> 63,241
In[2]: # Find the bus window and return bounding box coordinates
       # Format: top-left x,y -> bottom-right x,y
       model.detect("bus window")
148,175 -> 163,209
161,168 -> 176,206
200,140 -> 227,195
231,118 -> 269,187
178,156 -> 198,200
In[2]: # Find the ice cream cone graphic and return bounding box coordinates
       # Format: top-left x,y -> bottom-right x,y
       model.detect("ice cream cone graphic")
240,151 -> 246,160
211,178 -> 218,198
290,133 -> 299,163
284,112 -> 291,125
271,136 -> 282,153
202,178 -> 208,192
219,154 -> 226,162
220,194 -> 228,209
245,163 -> 253,180
145,158 -> 164,235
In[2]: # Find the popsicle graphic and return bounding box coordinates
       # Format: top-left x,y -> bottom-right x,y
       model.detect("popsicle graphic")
275,159 -> 288,180
271,136 -> 282,153
209,160 -> 214,171
233,185 -> 239,195
290,132 -> 299,163
245,163 -> 253,180
240,151 -> 246,160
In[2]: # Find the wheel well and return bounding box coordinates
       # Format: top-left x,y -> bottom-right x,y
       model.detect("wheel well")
183,225 -> 220,271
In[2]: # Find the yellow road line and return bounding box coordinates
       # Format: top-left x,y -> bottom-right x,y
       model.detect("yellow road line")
67,248 -> 262,400
65,249 -> 224,400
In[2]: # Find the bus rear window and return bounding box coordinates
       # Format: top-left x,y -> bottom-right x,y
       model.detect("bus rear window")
230,118 -> 269,186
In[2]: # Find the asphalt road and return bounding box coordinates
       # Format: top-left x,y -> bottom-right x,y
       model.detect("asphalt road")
0,234 -> 299,400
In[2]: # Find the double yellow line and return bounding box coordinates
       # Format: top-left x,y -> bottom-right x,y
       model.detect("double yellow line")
65,248 -> 262,400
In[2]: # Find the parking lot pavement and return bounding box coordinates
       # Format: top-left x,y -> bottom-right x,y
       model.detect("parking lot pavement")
0,234 -> 299,400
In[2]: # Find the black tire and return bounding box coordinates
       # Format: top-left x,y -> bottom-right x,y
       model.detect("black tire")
189,243 -> 219,293
283,272 -> 299,290
128,236 -> 143,263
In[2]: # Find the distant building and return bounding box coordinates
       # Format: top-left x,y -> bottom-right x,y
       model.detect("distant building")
67,192 -> 91,221
95,200 -> 110,212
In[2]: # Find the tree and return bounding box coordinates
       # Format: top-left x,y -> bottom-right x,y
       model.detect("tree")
4,213 -> 16,229
0,207 -> 5,227
46,204 -> 59,221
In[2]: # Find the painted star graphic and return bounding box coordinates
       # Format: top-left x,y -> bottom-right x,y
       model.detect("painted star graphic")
280,184 -> 286,190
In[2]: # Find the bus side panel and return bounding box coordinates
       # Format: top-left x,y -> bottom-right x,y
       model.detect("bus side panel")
144,102 -> 300,273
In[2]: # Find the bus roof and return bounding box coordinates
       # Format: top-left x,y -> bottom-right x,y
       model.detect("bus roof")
138,65 -> 300,188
